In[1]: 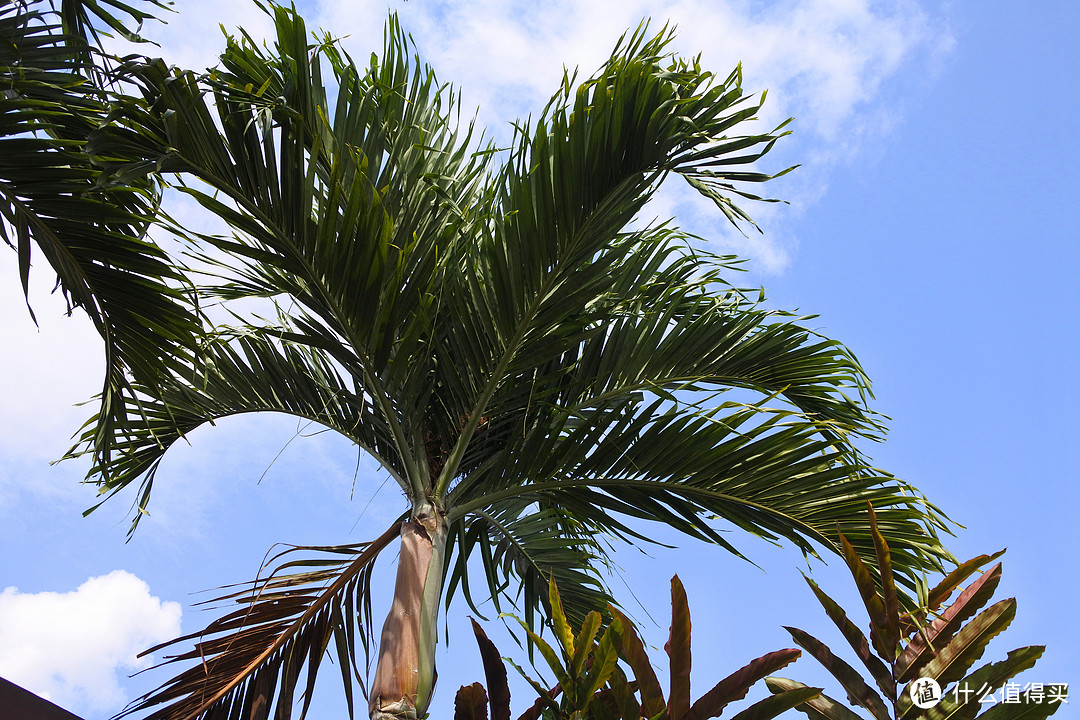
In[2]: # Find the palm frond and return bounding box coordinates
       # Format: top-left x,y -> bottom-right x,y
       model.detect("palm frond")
74,330 -> 404,535
2,0 -> 201,469
445,501 -> 616,636
451,394 -> 949,603
430,24 -> 802,496
48,5 -> 959,719
89,5 -> 495,494
121,524 -> 401,720
58,0 -> 170,48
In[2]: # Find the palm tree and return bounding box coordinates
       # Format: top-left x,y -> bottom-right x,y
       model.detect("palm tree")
60,3 -> 952,719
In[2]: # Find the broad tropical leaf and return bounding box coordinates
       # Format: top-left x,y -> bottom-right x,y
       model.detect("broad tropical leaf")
916,646 -> 1044,720
909,599 -> 1017,691
784,627 -> 891,720
802,576 -> 895,701
895,563 -> 1004,683
468,620 -> 511,720
728,687 -> 824,720
765,679 -> 864,720
770,507 -> 1061,720
456,684 -> 491,720
923,551 -> 1005,617
686,649 -> 803,720
457,576 -> 811,720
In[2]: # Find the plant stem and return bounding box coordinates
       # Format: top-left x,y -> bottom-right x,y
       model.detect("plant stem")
369,505 -> 447,720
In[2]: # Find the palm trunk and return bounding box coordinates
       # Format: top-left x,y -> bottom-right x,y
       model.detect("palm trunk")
369,506 -> 447,720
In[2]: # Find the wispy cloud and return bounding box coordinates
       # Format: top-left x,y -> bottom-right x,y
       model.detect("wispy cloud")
309,0 -> 953,272
0,571 -> 181,716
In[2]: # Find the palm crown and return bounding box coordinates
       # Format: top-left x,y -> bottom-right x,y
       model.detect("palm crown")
9,2 -> 952,719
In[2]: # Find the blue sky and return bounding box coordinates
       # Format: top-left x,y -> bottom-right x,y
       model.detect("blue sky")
1,1 -> 1077,717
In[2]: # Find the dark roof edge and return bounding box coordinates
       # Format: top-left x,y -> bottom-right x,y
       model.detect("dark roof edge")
0,676 -> 87,720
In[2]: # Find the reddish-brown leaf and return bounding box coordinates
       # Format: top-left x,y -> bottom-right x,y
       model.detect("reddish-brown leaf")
726,685 -> 821,720
838,533 -> 890,663
686,648 -> 801,720
667,575 -> 692,720
895,563 -> 1003,682
516,681 -> 562,720
606,665 -> 642,720
802,575 -> 894,702
469,619 -> 511,720
784,627 -> 891,720
611,607 -> 665,719
925,550 -> 1005,613
455,683 -> 489,720
912,598 -> 1017,689
867,504 -> 900,663
765,679 -> 865,720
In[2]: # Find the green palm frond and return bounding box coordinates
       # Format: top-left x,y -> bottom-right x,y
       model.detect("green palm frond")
58,0 -> 170,48
2,0 -> 200,469
450,395 -> 943,613
446,502 -> 616,633
73,329 -> 404,535
89,6 -> 493,498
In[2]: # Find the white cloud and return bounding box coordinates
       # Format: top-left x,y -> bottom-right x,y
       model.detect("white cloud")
106,0 -> 279,72
0,253 -> 104,462
0,571 -> 182,715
